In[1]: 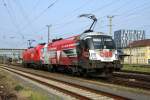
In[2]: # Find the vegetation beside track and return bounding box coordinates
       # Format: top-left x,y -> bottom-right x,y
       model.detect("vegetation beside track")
122,64 -> 150,74
0,68 -> 50,100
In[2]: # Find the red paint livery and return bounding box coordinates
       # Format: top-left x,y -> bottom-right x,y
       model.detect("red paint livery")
48,35 -> 79,66
22,44 -> 45,66
22,32 -> 122,77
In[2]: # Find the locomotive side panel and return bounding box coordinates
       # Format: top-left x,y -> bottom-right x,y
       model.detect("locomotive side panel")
60,40 -> 78,66
48,36 -> 79,66
48,43 -> 58,65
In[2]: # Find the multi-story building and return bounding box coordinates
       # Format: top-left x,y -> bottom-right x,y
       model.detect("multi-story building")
123,39 -> 150,64
114,29 -> 145,49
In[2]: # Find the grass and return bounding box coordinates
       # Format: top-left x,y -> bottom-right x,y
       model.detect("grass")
30,92 -> 49,100
0,69 -> 51,100
20,89 -> 49,100
0,69 -> 17,92
122,64 -> 150,73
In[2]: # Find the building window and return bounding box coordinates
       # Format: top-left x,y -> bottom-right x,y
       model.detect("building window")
148,59 -> 150,64
141,53 -> 145,57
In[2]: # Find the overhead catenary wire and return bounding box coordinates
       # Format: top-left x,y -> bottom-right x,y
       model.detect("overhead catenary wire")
53,0 -> 107,28
1,0 -> 39,47
103,1 -> 150,35
99,1 -> 147,34
113,2 -> 150,29
54,24 -> 89,38
107,0 -> 132,14
40,0 -> 119,38
32,0 -> 41,10
52,15 -> 107,39
20,0 -> 59,32
13,0 -> 36,34
1,0 -> 30,48
53,20 -> 96,38
1,0 -> 24,39
52,15 -> 106,32
1,0 -> 150,47
51,0 -> 120,35
93,0 -> 150,27
44,1 -> 150,39
90,0 -> 121,13
54,0 -> 91,24
50,0 -> 93,32
54,0 -> 135,36
114,0 -> 150,20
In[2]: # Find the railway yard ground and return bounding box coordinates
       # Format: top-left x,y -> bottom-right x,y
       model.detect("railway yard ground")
0,64 -> 150,100
0,66 -> 63,100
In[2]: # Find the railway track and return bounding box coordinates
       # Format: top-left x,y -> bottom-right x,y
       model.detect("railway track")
3,64 -> 150,90
112,71 -> 150,90
1,64 -> 150,99
113,71 -> 150,82
120,70 -> 150,76
0,65 -> 126,100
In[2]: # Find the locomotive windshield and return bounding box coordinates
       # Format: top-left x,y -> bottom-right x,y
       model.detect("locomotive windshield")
85,35 -> 116,50
93,36 -> 116,49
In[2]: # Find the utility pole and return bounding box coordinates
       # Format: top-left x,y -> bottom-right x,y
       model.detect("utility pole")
46,25 -> 52,43
28,39 -> 35,48
107,16 -> 114,36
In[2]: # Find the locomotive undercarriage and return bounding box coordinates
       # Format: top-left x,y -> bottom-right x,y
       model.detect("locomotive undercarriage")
23,60 -> 45,69
77,60 -> 120,77
23,60 -> 120,77
49,63 -> 116,77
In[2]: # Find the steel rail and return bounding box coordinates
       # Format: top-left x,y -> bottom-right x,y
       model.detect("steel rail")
0,65 -> 126,100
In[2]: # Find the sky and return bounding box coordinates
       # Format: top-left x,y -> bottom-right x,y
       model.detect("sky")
0,0 -> 150,49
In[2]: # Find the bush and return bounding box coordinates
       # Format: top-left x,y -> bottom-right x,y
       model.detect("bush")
14,84 -> 24,92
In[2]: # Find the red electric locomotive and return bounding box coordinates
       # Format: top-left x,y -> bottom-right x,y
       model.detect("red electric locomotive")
22,43 -> 45,68
22,14 -> 122,77
44,32 -> 121,77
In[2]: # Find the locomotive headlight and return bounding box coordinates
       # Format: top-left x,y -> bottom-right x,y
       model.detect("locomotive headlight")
115,54 -> 118,59
90,53 -> 97,60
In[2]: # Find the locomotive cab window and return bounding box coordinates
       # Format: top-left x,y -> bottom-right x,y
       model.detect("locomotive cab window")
85,38 -> 94,50
82,37 -> 94,50
92,36 -> 116,49
103,38 -> 116,49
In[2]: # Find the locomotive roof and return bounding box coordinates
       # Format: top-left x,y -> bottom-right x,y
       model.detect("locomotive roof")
47,32 -> 112,47
80,32 -> 111,40
26,43 -> 45,52
38,43 -> 46,45
48,35 -> 80,46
